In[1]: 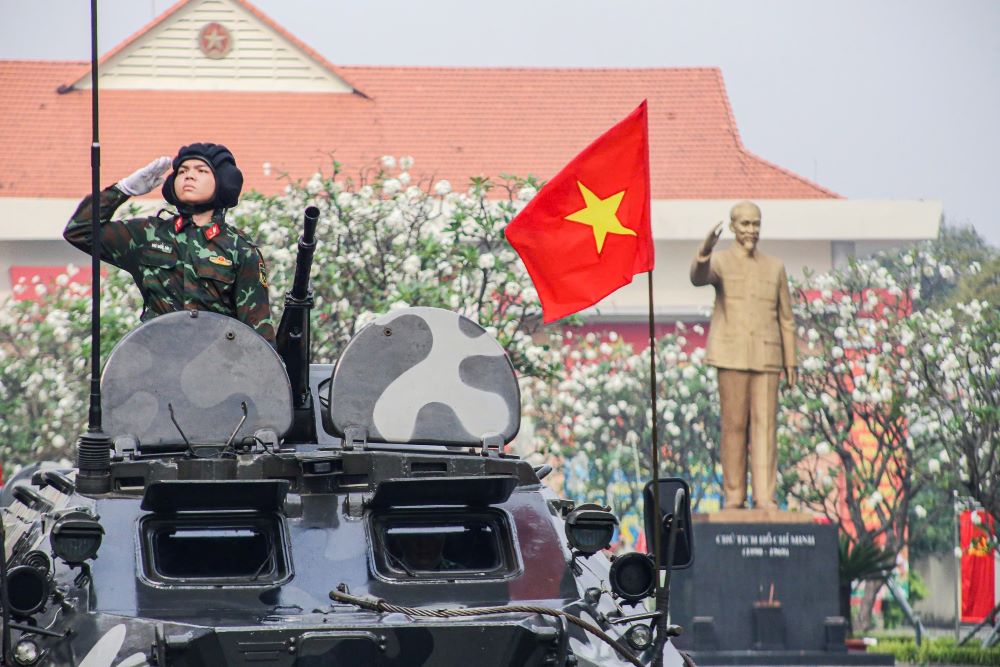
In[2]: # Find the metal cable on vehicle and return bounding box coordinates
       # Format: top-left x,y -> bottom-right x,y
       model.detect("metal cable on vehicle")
329,587 -> 644,667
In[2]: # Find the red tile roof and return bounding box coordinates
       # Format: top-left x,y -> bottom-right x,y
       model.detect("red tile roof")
0,57 -> 838,202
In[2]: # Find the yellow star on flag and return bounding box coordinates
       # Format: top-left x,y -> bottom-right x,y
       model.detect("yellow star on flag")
564,181 -> 636,254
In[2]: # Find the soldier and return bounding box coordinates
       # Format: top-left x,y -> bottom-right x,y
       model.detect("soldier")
64,143 -> 275,343
691,201 -> 797,510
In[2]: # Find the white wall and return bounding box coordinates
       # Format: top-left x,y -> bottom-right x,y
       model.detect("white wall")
589,239 -> 834,317
0,198 -> 941,307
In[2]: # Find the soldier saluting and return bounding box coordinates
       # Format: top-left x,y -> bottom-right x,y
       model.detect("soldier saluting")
64,143 -> 275,343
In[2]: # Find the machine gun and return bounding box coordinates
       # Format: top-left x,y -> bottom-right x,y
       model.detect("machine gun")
276,205 -> 320,443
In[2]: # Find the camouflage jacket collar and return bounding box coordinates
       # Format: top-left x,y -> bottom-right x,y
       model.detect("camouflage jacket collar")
172,209 -> 228,243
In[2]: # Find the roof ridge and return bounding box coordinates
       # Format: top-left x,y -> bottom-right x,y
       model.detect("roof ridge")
713,68 -> 744,150
712,69 -> 839,199
739,146 -> 842,198
230,0 -> 360,93
338,64 -> 723,73
91,0 -> 191,71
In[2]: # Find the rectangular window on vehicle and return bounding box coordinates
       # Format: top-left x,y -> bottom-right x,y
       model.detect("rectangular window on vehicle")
140,513 -> 290,586
370,509 -> 519,580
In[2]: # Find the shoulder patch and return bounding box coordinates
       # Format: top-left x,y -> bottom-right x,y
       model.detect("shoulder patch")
256,248 -> 269,288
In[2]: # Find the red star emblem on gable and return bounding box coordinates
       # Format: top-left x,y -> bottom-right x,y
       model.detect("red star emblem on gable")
198,22 -> 232,60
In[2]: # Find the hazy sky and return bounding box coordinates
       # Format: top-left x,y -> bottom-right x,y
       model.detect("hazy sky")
2,0 -> 998,244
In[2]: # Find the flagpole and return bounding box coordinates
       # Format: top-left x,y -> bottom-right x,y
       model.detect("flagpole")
647,271 -> 662,576
647,269 -> 674,667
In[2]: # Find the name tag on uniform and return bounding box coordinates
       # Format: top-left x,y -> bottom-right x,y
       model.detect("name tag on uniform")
150,241 -> 172,254
210,255 -> 233,267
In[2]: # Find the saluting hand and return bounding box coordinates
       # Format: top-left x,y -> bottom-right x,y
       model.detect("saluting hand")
117,156 -> 172,196
700,221 -> 724,257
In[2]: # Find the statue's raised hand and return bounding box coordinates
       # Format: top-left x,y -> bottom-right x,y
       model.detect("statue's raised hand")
700,221 -> 724,257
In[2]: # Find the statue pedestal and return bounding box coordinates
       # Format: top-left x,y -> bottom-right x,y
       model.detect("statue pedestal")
694,508 -> 814,524
669,512 -> 893,665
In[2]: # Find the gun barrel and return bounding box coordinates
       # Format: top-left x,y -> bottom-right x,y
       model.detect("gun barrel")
289,206 -> 319,301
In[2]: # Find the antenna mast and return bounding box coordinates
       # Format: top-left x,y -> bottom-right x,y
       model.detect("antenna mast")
76,0 -> 112,494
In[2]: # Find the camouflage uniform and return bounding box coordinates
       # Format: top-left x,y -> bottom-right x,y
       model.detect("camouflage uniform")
64,186 -> 275,343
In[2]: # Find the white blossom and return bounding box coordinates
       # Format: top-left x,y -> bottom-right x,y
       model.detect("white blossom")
401,255 -> 421,275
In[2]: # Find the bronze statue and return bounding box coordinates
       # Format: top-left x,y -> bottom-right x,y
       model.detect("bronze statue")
690,201 -> 797,510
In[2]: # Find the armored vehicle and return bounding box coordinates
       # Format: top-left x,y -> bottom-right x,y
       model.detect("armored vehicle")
0,210 -> 695,667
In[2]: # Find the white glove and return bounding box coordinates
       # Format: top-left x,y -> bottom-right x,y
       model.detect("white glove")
116,156 -> 172,196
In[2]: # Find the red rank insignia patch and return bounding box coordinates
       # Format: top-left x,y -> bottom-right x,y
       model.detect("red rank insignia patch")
174,216 -> 183,233
205,223 -> 220,241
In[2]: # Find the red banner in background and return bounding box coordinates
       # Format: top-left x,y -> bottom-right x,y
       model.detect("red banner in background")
960,509 -> 997,623
9,265 -> 99,302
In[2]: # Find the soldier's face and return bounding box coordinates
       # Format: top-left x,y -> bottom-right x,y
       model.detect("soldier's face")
401,533 -> 446,570
175,159 -> 216,205
729,213 -> 761,252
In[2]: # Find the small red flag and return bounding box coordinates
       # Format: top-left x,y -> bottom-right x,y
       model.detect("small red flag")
505,101 -> 653,323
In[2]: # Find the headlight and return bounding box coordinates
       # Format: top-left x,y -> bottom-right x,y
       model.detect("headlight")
6,565 -> 49,618
625,623 -> 654,651
608,551 -> 656,603
50,511 -> 104,564
564,504 -> 618,555
14,638 -> 40,665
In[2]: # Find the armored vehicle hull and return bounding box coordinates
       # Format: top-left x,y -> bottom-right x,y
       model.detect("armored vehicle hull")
1,309 -> 690,666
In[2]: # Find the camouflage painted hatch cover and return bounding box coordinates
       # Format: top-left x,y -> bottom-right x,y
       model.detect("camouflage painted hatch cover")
329,307 -> 520,445
101,310 -> 293,447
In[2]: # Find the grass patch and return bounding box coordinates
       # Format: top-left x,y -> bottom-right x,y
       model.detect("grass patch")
870,636 -> 1000,665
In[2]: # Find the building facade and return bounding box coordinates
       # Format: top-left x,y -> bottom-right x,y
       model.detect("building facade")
0,0 -> 941,321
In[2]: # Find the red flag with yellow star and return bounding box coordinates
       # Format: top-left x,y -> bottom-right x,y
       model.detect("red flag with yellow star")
504,101 -> 653,323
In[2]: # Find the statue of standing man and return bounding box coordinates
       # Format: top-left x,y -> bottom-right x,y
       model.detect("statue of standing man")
690,201 -> 797,510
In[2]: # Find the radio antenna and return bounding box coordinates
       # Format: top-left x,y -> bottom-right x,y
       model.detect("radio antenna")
75,0 -> 112,495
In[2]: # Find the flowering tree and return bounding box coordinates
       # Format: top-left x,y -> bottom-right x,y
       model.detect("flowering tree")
528,327 -> 722,549
778,256 -> 938,629
0,267 -> 140,468
873,234 -> 998,559
0,159 -> 562,472
905,300 -> 1000,546
235,158 -> 556,375
780,259 -> 931,548
778,239 -> 1000,628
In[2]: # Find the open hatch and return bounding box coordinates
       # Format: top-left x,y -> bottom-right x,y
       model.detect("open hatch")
139,480 -> 292,587
327,307 -> 520,451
